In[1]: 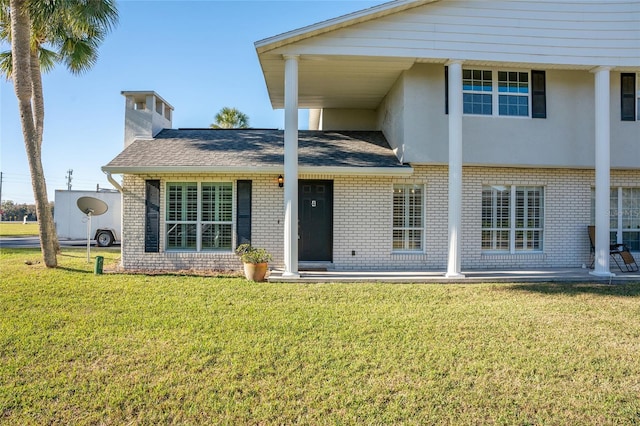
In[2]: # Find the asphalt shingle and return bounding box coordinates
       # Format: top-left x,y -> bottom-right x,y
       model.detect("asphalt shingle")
103,129 -> 408,171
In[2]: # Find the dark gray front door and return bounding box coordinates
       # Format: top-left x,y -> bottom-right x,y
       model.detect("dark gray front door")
299,180 -> 333,261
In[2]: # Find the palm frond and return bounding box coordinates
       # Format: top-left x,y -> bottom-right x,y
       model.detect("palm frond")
60,35 -> 97,74
0,50 -> 12,79
38,47 -> 58,73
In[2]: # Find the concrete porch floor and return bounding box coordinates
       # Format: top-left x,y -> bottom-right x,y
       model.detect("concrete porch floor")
267,267 -> 640,284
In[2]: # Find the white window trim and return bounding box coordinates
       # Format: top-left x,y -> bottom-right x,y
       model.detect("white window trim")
463,68 -> 532,118
482,185 -> 545,254
607,187 -> 640,250
164,180 -> 235,253
392,183 -> 426,253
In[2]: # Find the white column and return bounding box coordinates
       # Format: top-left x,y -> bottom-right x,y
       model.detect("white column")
283,55 -> 300,277
590,66 -> 614,277
446,60 -> 465,278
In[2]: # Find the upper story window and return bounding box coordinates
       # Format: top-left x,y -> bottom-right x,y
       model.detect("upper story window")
621,73 -> 639,121
447,67 -> 545,118
463,69 -> 529,117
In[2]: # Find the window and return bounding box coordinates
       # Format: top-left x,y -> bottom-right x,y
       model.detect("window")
498,71 -> 529,117
166,182 -> 233,251
482,185 -> 544,252
393,184 -> 424,251
463,69 -> 493,115
463,69 -> 530,117
621,73 -> 638,121
591,187 -> 640,251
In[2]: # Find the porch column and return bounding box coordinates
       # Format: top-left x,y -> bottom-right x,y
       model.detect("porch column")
283,54 -> 300,278
591,66 -> 614,277
446,60 -> 465,278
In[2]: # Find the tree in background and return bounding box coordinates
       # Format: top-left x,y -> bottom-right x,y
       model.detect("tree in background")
1,200 -> 43,221
1,0 -> 118,267
210,107 -> 250,129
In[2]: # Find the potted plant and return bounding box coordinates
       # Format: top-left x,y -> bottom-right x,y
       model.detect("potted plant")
235,243 -> 272,281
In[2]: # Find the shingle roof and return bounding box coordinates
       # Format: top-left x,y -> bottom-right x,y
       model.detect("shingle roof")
103,129 -> 411,175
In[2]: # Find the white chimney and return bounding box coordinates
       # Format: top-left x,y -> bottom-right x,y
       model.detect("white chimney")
122,91 -> 174,147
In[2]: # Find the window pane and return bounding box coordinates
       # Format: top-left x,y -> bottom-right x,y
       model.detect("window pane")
393,184 -> 424,251
202,183 -> 233,222
202,224 -> 232,251
623,231 -> 640,251
166,223 -> 197,250
481,186 -> 511,251
621,188 -> 640,229
464,93 -> 492,115
166,183 -> 197,221
499,94 -> 529,117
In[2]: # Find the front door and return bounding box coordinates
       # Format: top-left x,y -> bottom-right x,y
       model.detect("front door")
299,180 -> 333,261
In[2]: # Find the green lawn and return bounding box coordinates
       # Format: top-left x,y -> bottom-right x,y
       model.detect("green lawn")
1,248 -> 639,425
0,222 -> 39,237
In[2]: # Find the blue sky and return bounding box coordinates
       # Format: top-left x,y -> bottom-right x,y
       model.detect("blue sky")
0,0 -> 385,204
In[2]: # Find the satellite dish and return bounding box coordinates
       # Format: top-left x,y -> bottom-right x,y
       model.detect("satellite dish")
76,197 -> 109,263
77,197 -> 108,216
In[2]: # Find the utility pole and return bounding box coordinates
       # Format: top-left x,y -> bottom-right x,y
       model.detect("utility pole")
0,171 -> 3,218
65,169 -> 73,191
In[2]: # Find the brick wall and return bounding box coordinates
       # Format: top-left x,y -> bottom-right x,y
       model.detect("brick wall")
119,168 -> 638,272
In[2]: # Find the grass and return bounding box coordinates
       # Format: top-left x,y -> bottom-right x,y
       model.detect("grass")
1,248 -> 640,424
0,222 -> 39,237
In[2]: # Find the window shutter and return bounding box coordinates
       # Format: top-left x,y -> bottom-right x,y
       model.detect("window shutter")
145,180 -> 160,252
531,70 -> 546,119
444,66 -> 449,115
236,180 -> 252,245
621,73 -> 636,121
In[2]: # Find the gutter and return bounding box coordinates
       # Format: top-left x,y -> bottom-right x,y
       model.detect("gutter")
104,171 -> 123,192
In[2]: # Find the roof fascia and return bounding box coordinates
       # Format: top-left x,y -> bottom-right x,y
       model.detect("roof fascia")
102,165 -> 414,176
255,0 -> 437,54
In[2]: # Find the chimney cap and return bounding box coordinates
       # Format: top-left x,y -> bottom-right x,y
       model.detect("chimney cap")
121,90 -> 174,111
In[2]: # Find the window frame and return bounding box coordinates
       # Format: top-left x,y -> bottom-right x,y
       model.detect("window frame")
463,68 -> 532,118
392,183 -> 425,252
482,185 -> 545,253
591,187 -> 640,251
165,181 -> 234,252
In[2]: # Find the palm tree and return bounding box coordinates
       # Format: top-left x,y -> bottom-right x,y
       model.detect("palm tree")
210,107 -> 250,129
2,0 -> 118,267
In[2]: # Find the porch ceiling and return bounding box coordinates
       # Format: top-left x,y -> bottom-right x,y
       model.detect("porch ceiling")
259,54 -> 416,109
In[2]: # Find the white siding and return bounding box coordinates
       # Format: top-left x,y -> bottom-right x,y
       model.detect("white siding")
278,0 -> 640,68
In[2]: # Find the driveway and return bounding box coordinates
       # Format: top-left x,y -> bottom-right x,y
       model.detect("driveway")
0,237 -> 119,249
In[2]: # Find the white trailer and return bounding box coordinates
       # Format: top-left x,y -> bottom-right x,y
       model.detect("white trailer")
54,189 -> 121,247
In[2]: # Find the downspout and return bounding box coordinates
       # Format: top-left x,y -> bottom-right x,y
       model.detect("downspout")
104,171 -> 123,192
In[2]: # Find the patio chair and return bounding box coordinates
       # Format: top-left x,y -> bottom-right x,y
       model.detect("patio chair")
588,226 -> 639,272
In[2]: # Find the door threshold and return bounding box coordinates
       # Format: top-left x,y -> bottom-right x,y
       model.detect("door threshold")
299,261 -> 334,272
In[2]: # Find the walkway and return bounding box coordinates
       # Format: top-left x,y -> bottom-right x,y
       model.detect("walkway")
268,267 -> 640,284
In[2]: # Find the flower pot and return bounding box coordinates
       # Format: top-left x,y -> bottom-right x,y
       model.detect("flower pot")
243,262 -> 268,282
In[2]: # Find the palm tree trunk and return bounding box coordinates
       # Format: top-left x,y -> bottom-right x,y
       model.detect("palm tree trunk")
30,49 -> 44,151
10,0 -> 58,267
